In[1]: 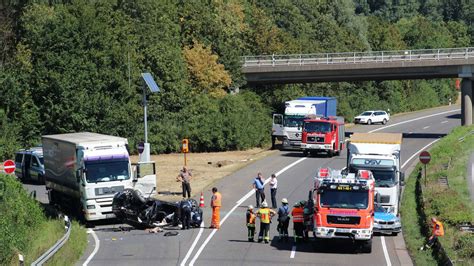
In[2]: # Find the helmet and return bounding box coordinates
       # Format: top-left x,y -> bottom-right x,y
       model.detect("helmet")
261,201 -> 268,208
248,205 -> 254,210
281,198 -> 288,204
300,200 -> 306,207
294,202 -> 300,207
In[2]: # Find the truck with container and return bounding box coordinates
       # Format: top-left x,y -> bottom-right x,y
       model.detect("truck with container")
272,97 -> 337,149
42,132 -> 156,221
346,133 -> 404,215
301,116 -> 345,157
310,167 -> 375,253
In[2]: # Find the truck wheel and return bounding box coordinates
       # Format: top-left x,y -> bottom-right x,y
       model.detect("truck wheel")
382,119 -> 387,125
367,119 -> 372,125
362,239 -> 372,253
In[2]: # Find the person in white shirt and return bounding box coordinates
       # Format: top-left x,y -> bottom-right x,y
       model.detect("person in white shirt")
269,174 -> 278,208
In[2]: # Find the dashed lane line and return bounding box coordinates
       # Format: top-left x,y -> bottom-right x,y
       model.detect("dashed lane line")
290,245 -> 296,258
369,109 -> 459,133
188,157 -> 307,265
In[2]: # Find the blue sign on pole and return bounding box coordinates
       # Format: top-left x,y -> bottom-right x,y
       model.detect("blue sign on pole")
141,73 -> 160,93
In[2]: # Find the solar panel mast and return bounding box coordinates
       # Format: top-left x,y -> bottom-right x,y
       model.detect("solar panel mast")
140,73 -> 160,162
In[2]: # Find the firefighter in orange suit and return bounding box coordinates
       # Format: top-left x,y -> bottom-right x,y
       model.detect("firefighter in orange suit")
210,187 -> 222,229
257,201 -> 276,243
291,202 -> 305,243
420,217 -> 445,250
246,205 -> 256,242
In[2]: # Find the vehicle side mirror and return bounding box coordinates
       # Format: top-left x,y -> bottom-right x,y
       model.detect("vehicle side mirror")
375,192 -> 381,204
400,172 -> 405,186
76,169 -> 82,183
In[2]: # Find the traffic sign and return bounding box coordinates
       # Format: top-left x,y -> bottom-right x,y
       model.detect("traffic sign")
138,142 -> 145,154
2,159 -> 15,174
419,151 -> 431,164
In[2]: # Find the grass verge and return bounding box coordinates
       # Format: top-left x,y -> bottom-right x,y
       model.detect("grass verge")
401,125 -> 474,265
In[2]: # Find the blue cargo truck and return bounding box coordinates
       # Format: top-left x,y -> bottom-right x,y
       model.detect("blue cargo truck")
272,97 -> 337,149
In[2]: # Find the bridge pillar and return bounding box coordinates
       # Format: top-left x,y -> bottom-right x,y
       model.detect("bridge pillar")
461,78 -> 473,125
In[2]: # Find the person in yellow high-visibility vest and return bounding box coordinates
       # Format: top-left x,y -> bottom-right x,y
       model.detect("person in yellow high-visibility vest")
246,205 -> 256,242
256,201 -> 276,243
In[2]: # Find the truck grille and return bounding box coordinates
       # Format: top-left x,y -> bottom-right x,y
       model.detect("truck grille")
95,186 -> 124,196
288,132 -> 301,140
307,136 -> 325,143
380,195 -> 391,204
327,215 -> 361,225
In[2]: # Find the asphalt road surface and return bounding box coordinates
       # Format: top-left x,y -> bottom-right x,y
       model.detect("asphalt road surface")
23,105 -> 461,266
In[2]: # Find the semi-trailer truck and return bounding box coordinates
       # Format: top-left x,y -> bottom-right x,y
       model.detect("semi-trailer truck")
272,97 -> 337,149
42,132 -> 156,221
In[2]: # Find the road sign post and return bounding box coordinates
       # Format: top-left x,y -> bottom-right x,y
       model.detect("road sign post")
2,159 -> 16,174
182,139 -> 189,166
419,151 -> 431,186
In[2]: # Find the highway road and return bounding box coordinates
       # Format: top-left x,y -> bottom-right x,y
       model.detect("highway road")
23,105 -> 461,266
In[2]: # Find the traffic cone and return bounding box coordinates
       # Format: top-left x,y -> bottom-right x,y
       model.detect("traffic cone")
199,192 -> 205,208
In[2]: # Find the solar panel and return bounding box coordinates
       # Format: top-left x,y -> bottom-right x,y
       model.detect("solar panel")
141,73 -> 160,93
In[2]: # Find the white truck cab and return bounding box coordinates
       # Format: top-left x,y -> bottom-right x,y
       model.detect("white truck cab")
347,133 -> 404,214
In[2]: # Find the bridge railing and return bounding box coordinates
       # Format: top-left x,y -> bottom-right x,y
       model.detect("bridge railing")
242,47 -> 474,67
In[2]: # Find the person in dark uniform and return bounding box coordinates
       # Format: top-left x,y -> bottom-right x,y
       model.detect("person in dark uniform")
180,199 -> 192,230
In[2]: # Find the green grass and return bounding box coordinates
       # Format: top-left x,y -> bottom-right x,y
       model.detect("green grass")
47,221 -> 87,266
401,125 -> 474,265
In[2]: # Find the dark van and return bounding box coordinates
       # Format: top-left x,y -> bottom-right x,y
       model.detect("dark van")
14,147 -> 45,184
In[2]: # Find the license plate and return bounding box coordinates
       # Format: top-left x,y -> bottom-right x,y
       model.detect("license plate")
106,214 -> 115,219
336,228 -> 351,233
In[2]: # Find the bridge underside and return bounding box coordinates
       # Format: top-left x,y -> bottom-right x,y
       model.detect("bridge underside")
243,61 -> 474,125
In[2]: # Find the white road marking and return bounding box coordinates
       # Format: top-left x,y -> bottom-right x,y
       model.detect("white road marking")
290,245 -> 296,258
441,120 -> 448,124
83,229 -> 100,266
381,236 -> 392,266
369,109 -> 459,133
180,221 -> 205,266
188,157 -> 307,265
423,126 -> 430,129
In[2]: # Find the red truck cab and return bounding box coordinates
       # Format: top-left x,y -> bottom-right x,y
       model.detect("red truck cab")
311,168 -> 375,253
301,116 -> 345,157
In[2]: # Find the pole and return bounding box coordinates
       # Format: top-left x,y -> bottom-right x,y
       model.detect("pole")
184,153 -> 187,166
143,84 -> 148,143
424,164 -> 427,187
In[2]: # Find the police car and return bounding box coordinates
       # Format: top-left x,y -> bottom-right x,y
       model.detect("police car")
373,205 -> 401,236
14,146 -> 45,184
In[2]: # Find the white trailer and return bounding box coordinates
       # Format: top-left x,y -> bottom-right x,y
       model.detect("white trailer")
43,132 -> 156,221
347,133 -> 404,214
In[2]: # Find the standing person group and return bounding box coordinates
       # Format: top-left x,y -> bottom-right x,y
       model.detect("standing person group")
177,166 -> 192,198
252,172 -> 278,209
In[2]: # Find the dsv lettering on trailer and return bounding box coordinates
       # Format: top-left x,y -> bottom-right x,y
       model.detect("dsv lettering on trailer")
364,159 -> 381,165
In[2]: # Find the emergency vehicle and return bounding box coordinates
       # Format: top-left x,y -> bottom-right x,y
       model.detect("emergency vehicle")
301,116 -> 345,157
311,168 -> 375,253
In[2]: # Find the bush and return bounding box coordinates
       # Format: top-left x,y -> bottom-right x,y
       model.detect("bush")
0,174 -> 45,263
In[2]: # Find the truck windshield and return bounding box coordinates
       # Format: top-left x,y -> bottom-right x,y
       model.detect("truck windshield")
85,159 -> 129,183
320,190 -> 368,209
304,122 -> 331,133
350,166 -> 396,187
284,116 -> 304,128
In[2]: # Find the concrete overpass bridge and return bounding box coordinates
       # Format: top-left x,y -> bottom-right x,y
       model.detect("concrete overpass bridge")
242,47 -> 474,125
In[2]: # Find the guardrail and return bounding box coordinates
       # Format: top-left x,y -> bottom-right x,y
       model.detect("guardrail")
415,171 -> 453,266
31,215 -> 71,266
242,47 -> 474,67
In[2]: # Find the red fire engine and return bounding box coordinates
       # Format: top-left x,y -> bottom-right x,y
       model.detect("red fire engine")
310,168 -> 375,253
301,116 -> 345,157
